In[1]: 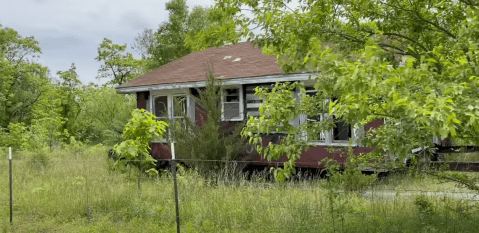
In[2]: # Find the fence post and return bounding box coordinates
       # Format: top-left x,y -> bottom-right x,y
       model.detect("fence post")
171,142 -> 180,233
9,147 -> 13,223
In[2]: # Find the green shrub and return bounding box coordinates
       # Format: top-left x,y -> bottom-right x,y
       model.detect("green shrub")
321,156 -> 377,192
414,194 -> 434,215
167,68 -> 245,176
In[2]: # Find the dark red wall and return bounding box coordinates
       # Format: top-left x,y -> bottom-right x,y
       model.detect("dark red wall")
136,91 -> 149,109
151,140 -> 373,168
195,103 -> 207,127
150,142 -> 171,159
365,119 -> 384,132
146,90 -> 384,168
239,146 -> 373,168
149,117 -> 384,168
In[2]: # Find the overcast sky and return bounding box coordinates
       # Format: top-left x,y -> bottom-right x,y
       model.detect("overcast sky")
0,0 -> 214,84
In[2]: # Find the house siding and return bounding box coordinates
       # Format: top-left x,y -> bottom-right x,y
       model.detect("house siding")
150,142 -> 172,160
365,119 -> 384,132
147,84 -> 383,169
150,139 -> 374,168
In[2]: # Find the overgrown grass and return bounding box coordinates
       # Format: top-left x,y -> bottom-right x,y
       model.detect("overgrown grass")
445,153 -> 479,162
1,146 -> 479,232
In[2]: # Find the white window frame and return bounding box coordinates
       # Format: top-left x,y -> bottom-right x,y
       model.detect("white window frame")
300,85 -> 363,146
221,86 -> 244,121
150,90 -> 193,143
150,90 -> 192,122
302,87 -> 331,143
170,94 -> 188,123
152,95 -> 169,121
245,84 -> 274,117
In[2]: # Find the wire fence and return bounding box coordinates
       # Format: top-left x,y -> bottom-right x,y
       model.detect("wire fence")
2,154 -> 479,232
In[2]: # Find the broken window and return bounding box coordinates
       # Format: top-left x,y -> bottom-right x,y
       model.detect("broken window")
332,116 -> 351,141
303,86 -> 353,143
330,97 -> 351,141
172,95 -> 187,125
222,87 -> 243,121
305,86 -> 327,141
154,96 -> 168,121
154,94 -> 187,123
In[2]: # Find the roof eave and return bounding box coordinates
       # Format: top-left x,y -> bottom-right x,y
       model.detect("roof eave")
116,73 -> 317,94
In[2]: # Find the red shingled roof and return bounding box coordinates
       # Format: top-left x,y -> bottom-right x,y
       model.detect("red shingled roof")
120,42 -> 283,88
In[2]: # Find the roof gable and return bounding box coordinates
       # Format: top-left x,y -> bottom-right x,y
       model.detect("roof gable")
119,42 -> 282,88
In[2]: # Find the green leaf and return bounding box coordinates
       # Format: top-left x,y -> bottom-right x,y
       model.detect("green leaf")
146,168 -> 159,176
328,101 -> 334,115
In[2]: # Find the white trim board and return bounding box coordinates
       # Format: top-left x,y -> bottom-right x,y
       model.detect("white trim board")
117,73 -> 316,94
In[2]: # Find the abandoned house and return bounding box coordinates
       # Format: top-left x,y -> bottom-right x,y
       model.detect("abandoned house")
116,42 -> 381,168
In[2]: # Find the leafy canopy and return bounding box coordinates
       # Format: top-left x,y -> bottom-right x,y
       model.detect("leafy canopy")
134,0 -> 211,70
0,24 -> 49,129
196,0 -> 479,179
95,38 -> 146,85
0,24 -> 138,152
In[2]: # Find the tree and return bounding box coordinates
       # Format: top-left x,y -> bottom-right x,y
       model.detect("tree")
133,0 -> 211,70
95,38 -> 146,85
167,67 -> 245,176
195,1 -> 479,181
0,24 -> 136,150
132,29 -> 155,60
114,109 -> 168,198
56,63 -> 82,141
0,24 -> 49,129
75,85 -> 136,145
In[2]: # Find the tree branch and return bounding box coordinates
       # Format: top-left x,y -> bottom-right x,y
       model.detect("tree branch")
379,0 -> 457,39
413,11 -> 457,39
382,32 -> 429,52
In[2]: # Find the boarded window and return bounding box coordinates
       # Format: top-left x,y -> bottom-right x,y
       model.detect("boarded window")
245,85 -> 273,117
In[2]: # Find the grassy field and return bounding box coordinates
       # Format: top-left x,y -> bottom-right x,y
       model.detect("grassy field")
1,146 -> 479,232
445,152 -> 479,162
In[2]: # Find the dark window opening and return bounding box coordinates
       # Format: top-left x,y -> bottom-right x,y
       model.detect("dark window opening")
154,96 -> 168,120
333,117 -> 351,141
173,96 -> 187,118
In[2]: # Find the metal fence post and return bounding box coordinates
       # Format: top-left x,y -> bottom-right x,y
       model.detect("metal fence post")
9,147 -> 13,223
171,142 -> 180,233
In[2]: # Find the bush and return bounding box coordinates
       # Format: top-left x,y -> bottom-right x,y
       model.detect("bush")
167,68 -> 245,176
0,123 -> 31,151
321,156 -> 377,192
